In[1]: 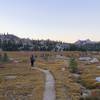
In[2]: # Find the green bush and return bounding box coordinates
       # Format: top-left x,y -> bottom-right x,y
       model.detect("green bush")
69,57 -> 78,73
0,54 -> 2,62
2,53 -> 9,62
43,54 -> 49,61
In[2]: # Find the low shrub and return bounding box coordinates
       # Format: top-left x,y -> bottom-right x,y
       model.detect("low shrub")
69,57 -> 78,73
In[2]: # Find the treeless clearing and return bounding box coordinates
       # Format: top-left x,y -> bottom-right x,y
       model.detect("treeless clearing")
0,51 -> 100,100
0,52 -> 44,100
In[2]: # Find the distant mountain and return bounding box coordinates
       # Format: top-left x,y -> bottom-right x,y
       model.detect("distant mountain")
0,33 -> 100,51
0,33 -> 19,39
0,34 -> 70,51
0,34 -> 33,45
74,39 -> 100,51
75,39 -> 95,46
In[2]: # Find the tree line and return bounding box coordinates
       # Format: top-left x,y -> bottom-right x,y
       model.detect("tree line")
0,39 -> 100,51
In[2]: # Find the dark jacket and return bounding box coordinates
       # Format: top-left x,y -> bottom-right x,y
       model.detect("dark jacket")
30,55 -> 35,62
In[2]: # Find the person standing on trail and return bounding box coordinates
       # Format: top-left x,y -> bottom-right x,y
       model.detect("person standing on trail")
30,54 -> 35,67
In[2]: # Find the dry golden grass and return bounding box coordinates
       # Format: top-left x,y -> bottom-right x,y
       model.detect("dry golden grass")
37,59 -> 81,100
0,51 -> 100,100
0,52 -> 44,100
36,51 -> 100,99
80,64 -> 100,89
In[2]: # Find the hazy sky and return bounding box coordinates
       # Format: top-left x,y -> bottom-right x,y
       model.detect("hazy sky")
0,0 -> 100,42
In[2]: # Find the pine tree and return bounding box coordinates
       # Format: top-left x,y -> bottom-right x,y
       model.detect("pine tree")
2,53 -> 9,62
69,57 -> 78,73
0,54 -> 2,62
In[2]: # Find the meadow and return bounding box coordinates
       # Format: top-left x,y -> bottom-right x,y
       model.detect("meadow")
0,51 -> 100,100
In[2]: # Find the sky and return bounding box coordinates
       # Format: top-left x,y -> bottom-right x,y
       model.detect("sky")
0,0 -> 100,43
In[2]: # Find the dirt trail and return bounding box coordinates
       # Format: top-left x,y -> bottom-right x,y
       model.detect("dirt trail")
34,67 -> 56,100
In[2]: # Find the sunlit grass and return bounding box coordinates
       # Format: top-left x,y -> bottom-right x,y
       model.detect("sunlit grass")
0,51 -> 100,100
0,52 -> 44,100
